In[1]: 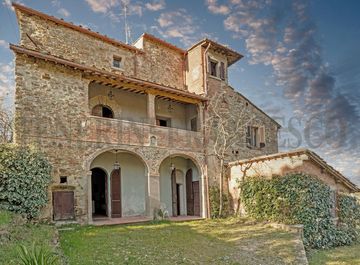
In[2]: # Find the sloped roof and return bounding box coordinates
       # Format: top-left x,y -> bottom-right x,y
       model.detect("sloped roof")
187,39 -> 243,66
227,148 -> 360,192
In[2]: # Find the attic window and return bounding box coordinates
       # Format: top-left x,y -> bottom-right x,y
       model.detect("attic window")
112,56 -> 123,69
209,58 -> 218,77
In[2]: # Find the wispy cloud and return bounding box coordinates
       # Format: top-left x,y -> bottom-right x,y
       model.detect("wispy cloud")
0,61 -> 14,108
57,8 -> 70,17
216,0 -> 360,181
145,0 -> 165,11
0,40 -> 7,48
205,0 -> 230,15
154,9 -> 199,46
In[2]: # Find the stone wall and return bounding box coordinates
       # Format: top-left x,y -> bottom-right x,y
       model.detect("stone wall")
15,9 -> 185,90
13,54 -> 205,223
206,77 -> 279,186
135,37 -> 185,89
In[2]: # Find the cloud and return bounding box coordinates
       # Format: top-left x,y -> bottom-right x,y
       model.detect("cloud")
84,0 -> 118,13
57,8 -> 70,17
0,61 -> 15,108
155,9 -> 199,46
145,0 -> 165,11
0,40 -> 7,48
219,0 -> 360,180
206,0 -> 230,15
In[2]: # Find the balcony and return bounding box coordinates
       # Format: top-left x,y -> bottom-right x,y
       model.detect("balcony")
84,116 -> 204,152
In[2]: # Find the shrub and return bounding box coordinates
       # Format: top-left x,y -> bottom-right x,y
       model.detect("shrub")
240,173 -> 360,249
18,244 -> 59,265
209,186 -> 231,218
0,144 -> 52,219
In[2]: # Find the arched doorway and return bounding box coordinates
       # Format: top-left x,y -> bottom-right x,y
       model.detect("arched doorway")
159,155 -> 201,217
89,150 -> 148,220
91,168 -> 108,217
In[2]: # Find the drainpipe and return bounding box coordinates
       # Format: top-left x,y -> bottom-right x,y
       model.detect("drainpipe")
203,42 -> 211,96
202,42 -> 211,218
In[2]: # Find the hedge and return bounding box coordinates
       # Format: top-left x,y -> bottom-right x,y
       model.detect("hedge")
240,173 -> 360,249
0,144 -> 52,219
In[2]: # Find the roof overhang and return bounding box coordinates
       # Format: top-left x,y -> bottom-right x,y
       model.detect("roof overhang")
188,39 -> 243,66
227,149 -> 360,193
10,44 -> 207,104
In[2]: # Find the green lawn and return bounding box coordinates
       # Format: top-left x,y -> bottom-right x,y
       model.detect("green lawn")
308,244 -> 360,265
0,210 -> 59,265
59,219 -> 306,265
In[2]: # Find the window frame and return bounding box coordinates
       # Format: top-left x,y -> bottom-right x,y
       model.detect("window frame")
112,56 -> 123,70
209,57 -> 219,77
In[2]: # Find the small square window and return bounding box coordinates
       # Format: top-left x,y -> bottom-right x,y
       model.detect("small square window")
60,176 -> 68,184
113,56 -> 122,69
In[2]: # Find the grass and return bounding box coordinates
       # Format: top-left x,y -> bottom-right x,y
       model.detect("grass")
59,218 -> 305,265
308,243 -> 360,265
0,210 -> 59,265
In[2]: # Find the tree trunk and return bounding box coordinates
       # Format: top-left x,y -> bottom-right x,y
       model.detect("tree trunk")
219,159 -> 224,217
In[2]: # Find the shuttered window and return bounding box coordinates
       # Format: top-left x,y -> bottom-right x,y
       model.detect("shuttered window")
246,126 -> 266,148
220,62 -> 225,80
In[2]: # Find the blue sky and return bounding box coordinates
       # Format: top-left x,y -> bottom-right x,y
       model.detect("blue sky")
0,0 -> 359,184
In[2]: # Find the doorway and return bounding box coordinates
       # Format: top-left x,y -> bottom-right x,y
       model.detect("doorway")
91,168 -> 108,217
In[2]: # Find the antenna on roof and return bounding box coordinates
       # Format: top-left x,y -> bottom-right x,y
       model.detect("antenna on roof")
122,1 -> 131,44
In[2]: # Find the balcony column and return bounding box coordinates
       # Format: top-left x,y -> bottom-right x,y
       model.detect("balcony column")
197,102 -> 204,131
147,93 -> 156,125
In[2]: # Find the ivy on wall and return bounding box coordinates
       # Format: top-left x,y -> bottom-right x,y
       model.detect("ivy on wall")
0,144 -> 52,219
240,173 -> 360,249
209,186 -> 231,218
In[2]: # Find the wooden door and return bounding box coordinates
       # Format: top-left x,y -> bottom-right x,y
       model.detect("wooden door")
171,169 -> 178,217
53,191 -> 74,221
192,181 -> 200,216
186,169 -> 194,215
111,169 -> 121,218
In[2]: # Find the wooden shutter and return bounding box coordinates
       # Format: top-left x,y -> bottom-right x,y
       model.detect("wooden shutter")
111,169 -> 121,218
208,56 -> 211,73
53,191 -> 74,221
220,62 -> 225,80
186,169 -> 194,215
171,169 -> 178,217
192,181 -> 200,216
259,126 -> 265,147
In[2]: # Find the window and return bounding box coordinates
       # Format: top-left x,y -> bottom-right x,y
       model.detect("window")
209,58 -> 218,77
112,56 -> 122,69
156,117 -> 171,127
220,62 -> 225,80
246,126 -> 265,148
92,104 -> 114,118
60,176 -> 68,184
190,117 -> 198,132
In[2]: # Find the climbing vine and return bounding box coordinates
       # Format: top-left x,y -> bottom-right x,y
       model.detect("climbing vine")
240,173 -> 360,249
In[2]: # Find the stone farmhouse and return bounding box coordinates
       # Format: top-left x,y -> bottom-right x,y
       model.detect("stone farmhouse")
10,3 -> 359,224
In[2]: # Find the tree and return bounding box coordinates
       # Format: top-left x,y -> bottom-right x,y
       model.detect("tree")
206,87 -> 255,217
0,108 -> 13,143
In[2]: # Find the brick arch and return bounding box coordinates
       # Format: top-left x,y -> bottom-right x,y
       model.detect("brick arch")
88,95 -> 121,119
157,152 -> 203,177
84,146 -> 150,175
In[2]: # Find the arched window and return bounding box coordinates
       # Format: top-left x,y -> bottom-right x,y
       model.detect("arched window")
92,104 -> 114,118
